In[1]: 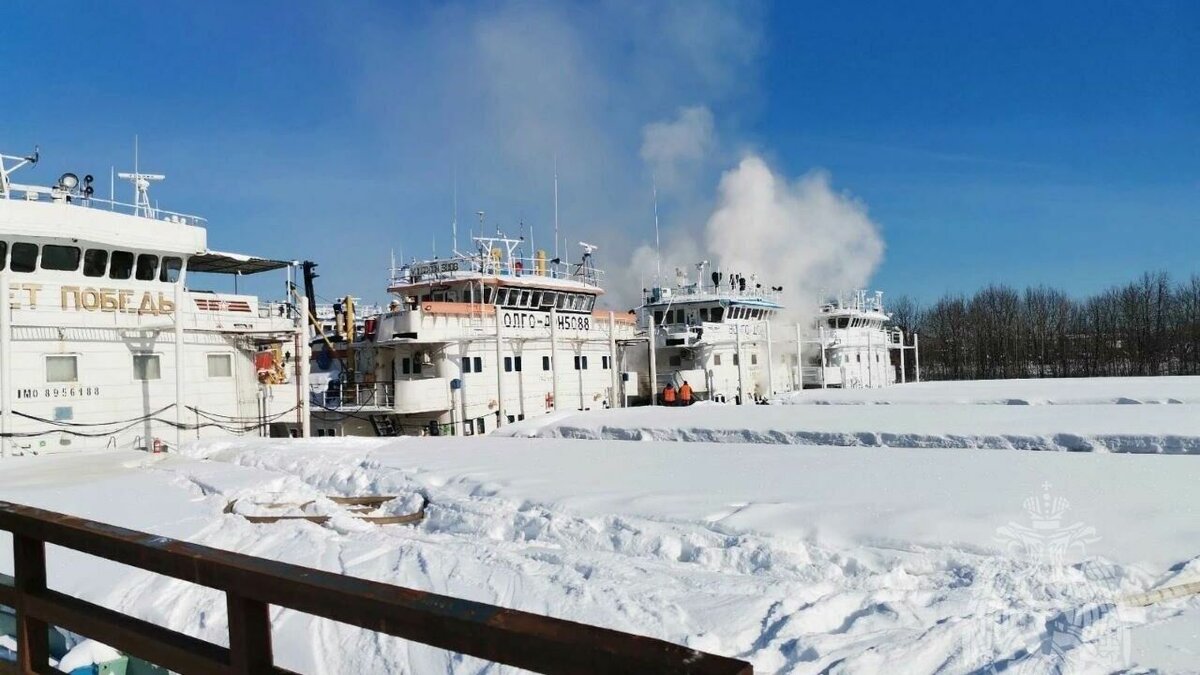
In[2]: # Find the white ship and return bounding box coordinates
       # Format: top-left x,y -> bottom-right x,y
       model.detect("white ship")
634,264 -> 787,404
309,233 -> 639,436
0,147 -> 308,456
803,290 -> 904,388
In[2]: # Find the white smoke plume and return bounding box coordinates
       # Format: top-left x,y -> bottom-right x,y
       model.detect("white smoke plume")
640,106 -> 716,192
704,155 -> 885,319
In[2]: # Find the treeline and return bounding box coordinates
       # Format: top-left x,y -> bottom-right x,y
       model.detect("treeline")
888,272 -> 1200,381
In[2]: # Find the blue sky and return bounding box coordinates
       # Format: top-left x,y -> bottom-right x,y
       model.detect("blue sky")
2,1 -> 1195,307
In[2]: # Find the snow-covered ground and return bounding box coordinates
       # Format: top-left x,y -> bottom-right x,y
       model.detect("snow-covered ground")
499,376 -> 1200,454
775,376 -> 1200,407
1,377 -> 1198,674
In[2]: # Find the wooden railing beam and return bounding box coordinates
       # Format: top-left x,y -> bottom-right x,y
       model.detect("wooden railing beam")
227,594 -> 273,675
13,535 -> 50,675
0,501 -> 753,675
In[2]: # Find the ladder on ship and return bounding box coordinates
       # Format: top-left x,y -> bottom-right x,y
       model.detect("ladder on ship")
371,415 -> 399,436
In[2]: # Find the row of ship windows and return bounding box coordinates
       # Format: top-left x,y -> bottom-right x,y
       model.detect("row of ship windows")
0,242 -> 183,282
667,353 -> 759,367
418,286 -> 597,312
42,353 -> 234,382
654,306 -> 776,324
399,355 -> 611,375
825,317 -> 884,329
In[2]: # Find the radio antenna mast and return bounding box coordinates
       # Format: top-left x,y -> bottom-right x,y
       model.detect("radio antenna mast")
452,169 -> 459,255
553,155 -> 560,262
652,178 -> 661,278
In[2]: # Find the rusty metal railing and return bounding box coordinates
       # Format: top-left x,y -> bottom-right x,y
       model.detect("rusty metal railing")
0,501 -> 752,675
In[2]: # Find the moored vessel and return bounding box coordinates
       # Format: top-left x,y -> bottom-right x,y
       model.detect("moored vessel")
0,147 -> 307,456
308,233 -> 638,436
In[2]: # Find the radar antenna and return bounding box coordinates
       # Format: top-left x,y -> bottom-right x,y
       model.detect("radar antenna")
117,136 -> 165,218
577,241 -> 599,282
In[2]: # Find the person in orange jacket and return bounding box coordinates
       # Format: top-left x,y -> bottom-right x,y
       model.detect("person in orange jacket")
662,383 -> 676,406
679,380 -> 694,406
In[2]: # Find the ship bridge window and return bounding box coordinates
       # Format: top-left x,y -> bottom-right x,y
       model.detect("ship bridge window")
700,308 -> 709,322
483,286 -> 494,304
529,291 -> 541,307
46,355 -> 78,383
541,292 -> 555,307
110,251 -> 134,280
83,249 -> 108,277
135,254 -> 159,281
838,318 -> 850,329
11,242 -> 37,273
160,257 -> 183,283
654,310 -> 664,324
711,307 -> 723,322
519,290 -> 530,307
41,245 -> 80,272
0,241 -> 5,270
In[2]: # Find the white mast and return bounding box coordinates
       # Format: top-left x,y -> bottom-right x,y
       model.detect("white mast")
553,156 -> 559,262
652,179 -> 661,278
452,170 -> 459,255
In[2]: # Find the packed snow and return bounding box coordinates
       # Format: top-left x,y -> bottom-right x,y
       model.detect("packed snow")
500,377 -> 1200,454
57,639 -> 123,671
0,377 -> 1197,674
774,376 -> 1200,407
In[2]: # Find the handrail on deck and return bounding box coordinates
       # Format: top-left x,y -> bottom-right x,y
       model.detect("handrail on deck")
0,501 -> 752,675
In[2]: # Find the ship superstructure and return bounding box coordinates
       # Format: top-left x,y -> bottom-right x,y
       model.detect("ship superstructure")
634,264 -> 786,404
804,290 -> 900,388
309,234 -> 638,436
0,148 -> 307,456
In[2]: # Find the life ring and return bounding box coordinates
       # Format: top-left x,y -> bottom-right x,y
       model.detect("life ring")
423,304 -> 433,312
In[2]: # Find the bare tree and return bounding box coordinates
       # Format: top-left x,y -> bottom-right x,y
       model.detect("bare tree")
898,270 -> 1195,381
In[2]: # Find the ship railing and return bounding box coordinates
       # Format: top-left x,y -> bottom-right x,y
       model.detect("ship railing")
311,382 -> 394,410
258,301 -> 301,321
390,255 -> 604,288
647,286 -> 782,304
0,500 -> 752,675
2,184 -> 207,227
